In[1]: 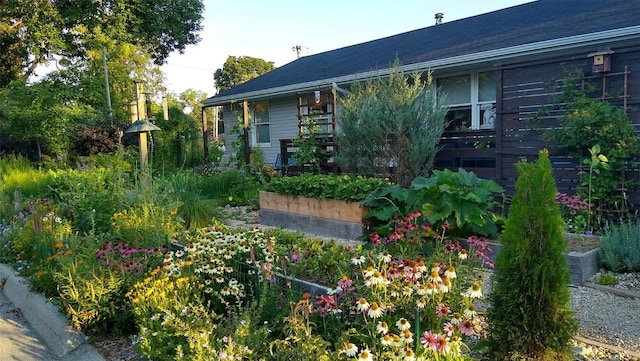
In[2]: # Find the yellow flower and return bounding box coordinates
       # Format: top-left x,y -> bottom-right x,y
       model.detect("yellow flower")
54,242 -> 64,249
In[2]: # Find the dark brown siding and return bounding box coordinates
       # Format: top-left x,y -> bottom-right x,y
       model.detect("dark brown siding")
435,42 -> 640,207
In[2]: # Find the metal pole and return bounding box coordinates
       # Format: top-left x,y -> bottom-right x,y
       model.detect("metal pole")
102,48 -> 113,123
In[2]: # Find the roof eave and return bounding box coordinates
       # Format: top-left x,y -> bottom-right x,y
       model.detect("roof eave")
203,26 -> 640,107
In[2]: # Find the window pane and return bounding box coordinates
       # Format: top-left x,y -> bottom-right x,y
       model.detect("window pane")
254,103 -> 269,124
478,71 -> 496,102
438,75 -> 470,104
256,124 -> 270,143
444,106 -> 472,131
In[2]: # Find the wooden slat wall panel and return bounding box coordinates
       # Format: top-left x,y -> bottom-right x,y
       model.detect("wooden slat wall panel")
495,43 -> 640,207
431,43 -> 639,208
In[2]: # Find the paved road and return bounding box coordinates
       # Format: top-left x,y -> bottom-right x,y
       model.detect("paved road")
0,264 -> 105,361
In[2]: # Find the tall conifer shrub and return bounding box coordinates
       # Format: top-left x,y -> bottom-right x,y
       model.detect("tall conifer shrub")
487,149 -> 578,360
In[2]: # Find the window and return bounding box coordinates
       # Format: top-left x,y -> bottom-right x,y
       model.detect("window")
437,71 -> 496,130
298,92 -> 334,135
253,102 -> 270,145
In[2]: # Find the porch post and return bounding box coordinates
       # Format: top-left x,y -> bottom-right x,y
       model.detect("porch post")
202,107 -> 209,165
243,100 -> 251,165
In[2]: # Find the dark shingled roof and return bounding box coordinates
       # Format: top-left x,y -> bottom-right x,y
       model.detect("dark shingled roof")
205,0 -> 640,104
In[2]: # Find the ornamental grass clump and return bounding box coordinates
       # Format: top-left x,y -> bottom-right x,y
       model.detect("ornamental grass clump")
487,150 -> 578,360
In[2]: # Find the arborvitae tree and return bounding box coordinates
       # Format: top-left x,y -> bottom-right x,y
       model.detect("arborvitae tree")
487,149 -> 578,360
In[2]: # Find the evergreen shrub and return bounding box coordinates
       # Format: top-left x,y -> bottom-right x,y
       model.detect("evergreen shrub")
487,149 -> 578,360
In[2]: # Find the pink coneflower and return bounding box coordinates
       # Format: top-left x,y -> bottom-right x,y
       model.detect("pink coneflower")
436,303 -> 450,318
459,319 -> 474,336
289,250 -> 300,262
337,275 -> 353,291
370,232 -> 381,247
420,331 -> 438,351
436,334 -> 451,355
443,322 -> 455,337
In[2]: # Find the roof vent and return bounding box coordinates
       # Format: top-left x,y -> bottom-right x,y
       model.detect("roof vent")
435,13 -> 444,25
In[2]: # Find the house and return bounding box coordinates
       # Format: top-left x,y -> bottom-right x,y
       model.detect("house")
202,0 -> 640,203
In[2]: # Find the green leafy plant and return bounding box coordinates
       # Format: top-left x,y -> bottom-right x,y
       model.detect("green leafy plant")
487,149 -> 578,360
264,174 -> 390,202
268,298 -> 332,361
578,144 -> 610,233
294,116 -> 331,175
544,71 -> 640,221
597,273 -> 618,286
55,237 -> 167,334
599,219 -> 640,272
363,168 -> 505,238
336,62 -> 449,187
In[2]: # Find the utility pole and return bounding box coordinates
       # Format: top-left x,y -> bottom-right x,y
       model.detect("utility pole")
102,49 -> 113,123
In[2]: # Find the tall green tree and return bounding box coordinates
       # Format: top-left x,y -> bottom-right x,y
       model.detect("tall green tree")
0,0 -> 65,84
213,56 -> 275,93
487,149 -> 578,360
0,42 -> 163,160
0,0 -> 204,87
152,91 -> 206,168
336,65 -> 449,187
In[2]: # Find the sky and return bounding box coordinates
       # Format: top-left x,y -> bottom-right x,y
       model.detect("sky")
160,0 -> 535,97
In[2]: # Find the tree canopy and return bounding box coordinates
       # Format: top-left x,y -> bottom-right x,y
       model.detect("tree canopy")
213,55 -> 275,93
0,0 -> 205,86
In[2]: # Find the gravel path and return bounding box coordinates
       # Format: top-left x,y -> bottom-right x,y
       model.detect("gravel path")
569,271 -> 640,361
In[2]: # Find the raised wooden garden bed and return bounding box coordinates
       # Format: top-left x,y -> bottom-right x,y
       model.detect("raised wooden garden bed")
259,191 -> 369,240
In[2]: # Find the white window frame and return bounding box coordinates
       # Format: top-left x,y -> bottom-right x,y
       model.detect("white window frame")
251,102 -> 271,147
437,71 -> 496,130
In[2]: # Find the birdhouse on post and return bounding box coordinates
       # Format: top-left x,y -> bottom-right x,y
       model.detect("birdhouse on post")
125,80 -> 161,172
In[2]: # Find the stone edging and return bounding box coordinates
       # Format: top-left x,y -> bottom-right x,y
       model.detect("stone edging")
582,282 -> 640,299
